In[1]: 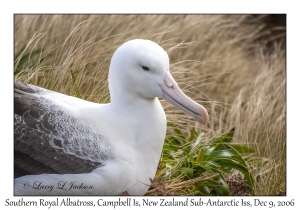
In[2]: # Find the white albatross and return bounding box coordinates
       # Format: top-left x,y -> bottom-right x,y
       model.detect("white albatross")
14,39 -> 208,195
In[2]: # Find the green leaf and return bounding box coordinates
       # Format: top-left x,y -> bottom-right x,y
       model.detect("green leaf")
180,167 -> 194,178
204,145 -> 217,157
196,163 -> 214,174
209,150 -> 235,160
205,179 -> 229,195
187,191 -> 200,196
213,143 -> 229,152
202,160 -> 221,168
227,144 -> 255,154
181,142 -> 192,154
195,132 -> 204,145
166,136 -> 182,145
163,144 -> 179,152
167,122 -> 186,142
184,151 -> 195,164
188,129 -> 198,142
217,172 -> 230,195
209,130 -> 234,145
196,184 -> 211,195
214,156 -> 248,168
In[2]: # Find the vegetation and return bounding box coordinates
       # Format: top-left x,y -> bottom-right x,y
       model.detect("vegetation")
14,14 -> 286,195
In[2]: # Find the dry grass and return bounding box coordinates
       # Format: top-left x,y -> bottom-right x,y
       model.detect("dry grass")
14,14 -> 286,195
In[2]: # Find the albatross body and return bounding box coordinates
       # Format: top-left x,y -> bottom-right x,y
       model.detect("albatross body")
14,39 -> 208,195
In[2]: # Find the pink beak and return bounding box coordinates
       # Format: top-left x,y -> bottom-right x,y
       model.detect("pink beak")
159,71 -> 209,125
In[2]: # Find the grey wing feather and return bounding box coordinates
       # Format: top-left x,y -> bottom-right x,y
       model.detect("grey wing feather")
14,81 -> 113,178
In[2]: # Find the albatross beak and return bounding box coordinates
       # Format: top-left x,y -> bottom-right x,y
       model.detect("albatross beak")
159,71 -> 209,125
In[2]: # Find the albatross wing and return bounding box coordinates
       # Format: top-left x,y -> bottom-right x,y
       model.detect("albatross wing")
14,81 -> 114,178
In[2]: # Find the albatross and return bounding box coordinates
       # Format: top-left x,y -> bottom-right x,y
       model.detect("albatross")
14,39 -> 208,195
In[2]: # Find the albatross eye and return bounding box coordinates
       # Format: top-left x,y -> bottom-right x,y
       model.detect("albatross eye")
142,66 -> 149,71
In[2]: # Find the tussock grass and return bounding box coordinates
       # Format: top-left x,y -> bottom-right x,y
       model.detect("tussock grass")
14,14 -> 286,195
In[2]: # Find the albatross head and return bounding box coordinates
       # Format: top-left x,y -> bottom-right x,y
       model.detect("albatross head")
108,39 -> 209,125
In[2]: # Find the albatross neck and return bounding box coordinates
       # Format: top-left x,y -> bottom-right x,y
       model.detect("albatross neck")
109,92 -> 161,114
